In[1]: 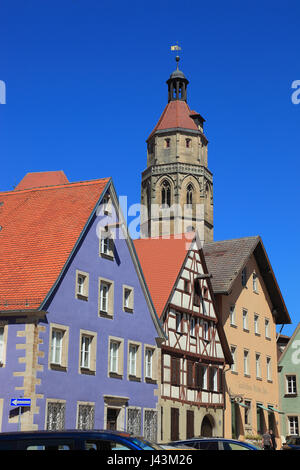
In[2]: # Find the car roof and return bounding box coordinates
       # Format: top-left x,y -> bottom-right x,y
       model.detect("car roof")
0,429 -> 133,439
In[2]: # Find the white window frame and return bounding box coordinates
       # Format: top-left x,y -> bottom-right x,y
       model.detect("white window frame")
80,335 -> 91,369
99,277 -> 114,318
129,344 -> 137,376
286,375 -> 297,395
244,349 -> 249,376
265,319 -> 270,338
76,270 -> 89,300
288,416 -> 299,435
266,356 -> 272,381
51,329 -> 63,365
230,345 -> 237,373
255,353 -> 261,379
242,309 -> 248,331
254,314 -> 260,335
123,285 -> 134,312
230,305 -> 236,326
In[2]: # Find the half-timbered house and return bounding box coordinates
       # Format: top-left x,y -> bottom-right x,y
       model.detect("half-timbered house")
134,233 -> 232,442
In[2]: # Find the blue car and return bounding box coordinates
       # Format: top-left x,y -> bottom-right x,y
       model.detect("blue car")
0,430 -> 163,450
282,436 -> 300,450
167,437 -> 261,450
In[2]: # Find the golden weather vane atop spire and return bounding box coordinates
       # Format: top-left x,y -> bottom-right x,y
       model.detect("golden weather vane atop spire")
170,42 -> 182,69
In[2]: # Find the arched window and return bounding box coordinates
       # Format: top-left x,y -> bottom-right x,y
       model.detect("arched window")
161,180 -> 171,207
186,184 -> 193,206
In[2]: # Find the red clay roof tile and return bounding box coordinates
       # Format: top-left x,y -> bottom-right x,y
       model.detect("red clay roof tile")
0,176 -> 110,311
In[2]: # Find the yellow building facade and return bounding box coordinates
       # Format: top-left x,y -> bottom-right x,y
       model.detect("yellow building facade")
204,236 -> 291,448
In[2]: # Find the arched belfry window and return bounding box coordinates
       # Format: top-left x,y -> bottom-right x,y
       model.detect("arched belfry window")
186,184 -> 193,206
161,180 -> 171,207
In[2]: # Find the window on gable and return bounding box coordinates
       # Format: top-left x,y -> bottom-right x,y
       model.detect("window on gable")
99,233 -> 114,259
241,268 -> 247,287
76,271 -> 89,300
123,286 -> 134,313
99,278 -> 114,318
253,272 -> 258,293
193,279 -> 201,306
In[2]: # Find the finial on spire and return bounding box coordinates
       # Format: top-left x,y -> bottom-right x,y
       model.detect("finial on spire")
171,42 -> 182,69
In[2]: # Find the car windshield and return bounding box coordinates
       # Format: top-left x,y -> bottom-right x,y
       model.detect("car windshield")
131,437 -> 163,450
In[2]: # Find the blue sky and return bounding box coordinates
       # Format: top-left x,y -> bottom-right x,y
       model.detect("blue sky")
0,0 -> 299,336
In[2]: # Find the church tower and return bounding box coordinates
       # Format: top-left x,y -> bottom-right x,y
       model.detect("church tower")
140,56 -> 214,241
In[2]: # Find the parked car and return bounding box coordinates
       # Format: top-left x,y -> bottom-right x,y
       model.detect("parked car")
0,430 -> 163,451
167,437 -> 261,450
281,436 -> 300,450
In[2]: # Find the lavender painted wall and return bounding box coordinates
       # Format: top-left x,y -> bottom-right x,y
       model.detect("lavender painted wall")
0,192 -> 162,434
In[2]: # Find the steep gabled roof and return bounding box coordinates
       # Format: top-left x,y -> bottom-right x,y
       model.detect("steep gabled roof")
203,236 -> 291,325
278,322 -> 300,365
134,235 -> 191,318
0,176 -> 110,311
134,233 -> 233,364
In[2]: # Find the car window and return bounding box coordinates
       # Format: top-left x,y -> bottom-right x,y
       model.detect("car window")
84,440 -> 132,451
198,441 -> 219,450
223,442 -> 249,450
24,439 -> 74,450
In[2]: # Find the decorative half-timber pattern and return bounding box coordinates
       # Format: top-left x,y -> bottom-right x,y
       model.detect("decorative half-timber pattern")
161,246 -> 224,407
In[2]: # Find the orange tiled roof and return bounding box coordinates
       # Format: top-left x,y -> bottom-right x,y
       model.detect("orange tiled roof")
134,235 -> 194,318
147,101 -> 199,140
0,176 -> 110,311
14,171 -> 69,191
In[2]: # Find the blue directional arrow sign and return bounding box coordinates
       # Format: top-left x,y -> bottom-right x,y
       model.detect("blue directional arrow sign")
10,398 -> 31,407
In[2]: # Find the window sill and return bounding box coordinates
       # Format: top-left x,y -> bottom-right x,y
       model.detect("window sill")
99,253 -> 114,261
99,311 -> 113,319
284,393 -> 298,398
244,374 -> 251,379
128,375 -> 141,382
50,363 -> 67,372
243,328 -> 250,333
145,377 -> 157,385
230,323 -> 237,329
109,372 -> 123,380
80,367 -> 96,376
76,294 -> 88,301
124,307 -> 134,314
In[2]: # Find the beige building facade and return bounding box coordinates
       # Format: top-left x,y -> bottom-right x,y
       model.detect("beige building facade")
204,237 -> 291,448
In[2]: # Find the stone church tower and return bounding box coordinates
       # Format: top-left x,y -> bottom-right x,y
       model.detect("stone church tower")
140,56 -> 213,241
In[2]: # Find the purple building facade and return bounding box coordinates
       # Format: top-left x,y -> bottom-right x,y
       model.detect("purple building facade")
0,176 -> 165,438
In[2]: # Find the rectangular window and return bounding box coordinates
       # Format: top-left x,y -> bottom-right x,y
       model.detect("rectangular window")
242,309 -> 248,331
244,401 -> 251,425
202,365 -> 208,389
109,337 -> 123,377
76,270 -> 89,300
244,350 -> 249,376
144,410 -> 157,442
265,319 -> 270,338
51,329 -> 63,365
46,401 -> 65,430
110,341 -> 119,374
176,313 -> 182,333
127,408 -> 141,435
77,404 -> 95,430
190,316 -> 196,337
80,335 -> 91,369
253,272 -> 258,292
0,327 -> 4,364
99,278 -> 114,317
230,306 -> 236,326
254,314 -> 259,335
203,321 -> 209,340
255,353 -> 261,379
288,416 -> 299,435
266,357 -> 272,381
100,234 -> 114,259
145,348 -> 154,379
230,346 -> 237,373
286,375 -> 297,395
171,357 -> 180,386
129,344 -> 137,376
123,286 -> 134,312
